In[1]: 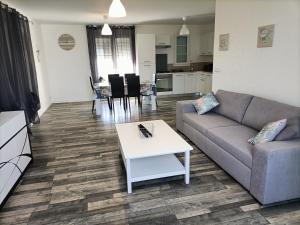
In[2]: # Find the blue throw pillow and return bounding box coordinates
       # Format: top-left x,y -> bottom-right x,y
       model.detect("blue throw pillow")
248,119 -> 287,145
193,93 -> 219,115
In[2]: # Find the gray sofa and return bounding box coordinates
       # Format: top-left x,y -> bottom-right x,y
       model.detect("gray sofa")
176,90 -> 300,205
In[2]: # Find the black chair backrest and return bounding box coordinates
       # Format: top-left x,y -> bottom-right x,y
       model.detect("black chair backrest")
108,74 -> 119,83
110,77 -> 125,98
89,76 -> 95,91
127,76 -> 140,97
124,73 -> 136,82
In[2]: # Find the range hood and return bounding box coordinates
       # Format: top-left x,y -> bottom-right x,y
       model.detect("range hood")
155,44 -> 171,49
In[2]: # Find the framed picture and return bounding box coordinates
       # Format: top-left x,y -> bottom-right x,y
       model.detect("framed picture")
257,24 -> 274,48
219,34 -> 229,51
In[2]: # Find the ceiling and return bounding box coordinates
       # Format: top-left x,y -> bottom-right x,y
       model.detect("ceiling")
5,0 -> 215,25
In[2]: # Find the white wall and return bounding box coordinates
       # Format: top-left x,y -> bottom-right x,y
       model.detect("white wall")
40,24 -> 92,103
213,0 -> 300,107
29,22 -> 51,116
136,24 -> 214,64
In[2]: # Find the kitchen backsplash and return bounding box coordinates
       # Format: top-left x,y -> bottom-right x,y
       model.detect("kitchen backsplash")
167,61 -> 213,72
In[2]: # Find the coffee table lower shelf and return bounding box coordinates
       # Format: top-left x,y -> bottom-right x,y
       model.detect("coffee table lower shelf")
124,153 -> 189,193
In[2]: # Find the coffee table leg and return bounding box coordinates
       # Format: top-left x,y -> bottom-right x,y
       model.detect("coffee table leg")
126,159 -> 132,193
184,151 -> 190,184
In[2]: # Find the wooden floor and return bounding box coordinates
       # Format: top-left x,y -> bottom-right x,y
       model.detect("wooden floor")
1,97 -> 300,225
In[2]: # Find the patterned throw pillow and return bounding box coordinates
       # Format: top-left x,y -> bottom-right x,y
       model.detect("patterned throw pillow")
248,119 -> 287,145
193,93 -> 219,115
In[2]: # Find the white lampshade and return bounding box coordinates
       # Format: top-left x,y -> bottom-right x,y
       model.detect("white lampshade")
180,24 -> 190,36
109,0 -> 126,17
101,23 -> 112,35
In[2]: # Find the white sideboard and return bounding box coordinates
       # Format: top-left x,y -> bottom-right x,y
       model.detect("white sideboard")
0,111 -> 32,207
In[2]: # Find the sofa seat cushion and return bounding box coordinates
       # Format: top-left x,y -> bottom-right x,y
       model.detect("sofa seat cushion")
183,112 -> 239,134
206,125 -> 256,168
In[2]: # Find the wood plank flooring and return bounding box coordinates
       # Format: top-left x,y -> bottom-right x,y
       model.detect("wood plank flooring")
1,97 -> 300,225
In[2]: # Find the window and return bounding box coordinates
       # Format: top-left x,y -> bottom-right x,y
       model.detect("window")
176,36 -> 188,64
96,37 -> 114,79
96,36 -> 134,80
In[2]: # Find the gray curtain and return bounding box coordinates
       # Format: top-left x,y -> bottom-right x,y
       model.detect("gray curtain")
0,2 -> 40,123
86,25 -> 136,82
86,25 -> 101,83
111,26 -> 136,72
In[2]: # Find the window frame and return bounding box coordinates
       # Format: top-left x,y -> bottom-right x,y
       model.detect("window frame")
174,35 -> 190,66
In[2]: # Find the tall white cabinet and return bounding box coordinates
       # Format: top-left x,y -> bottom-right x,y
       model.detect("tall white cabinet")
136,34 -> 156,82
0,111 -> 32,207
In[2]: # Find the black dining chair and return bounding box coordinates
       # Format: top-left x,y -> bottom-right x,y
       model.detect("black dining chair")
126,76 -> 141,111
108,74 -> 119,83
89,76 -> 96,114
110,77 -> 127,111
124,73 -> 136,83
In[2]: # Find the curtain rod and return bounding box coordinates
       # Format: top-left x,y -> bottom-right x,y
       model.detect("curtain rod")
0,1 -> 32,23
87,24 -> 135,28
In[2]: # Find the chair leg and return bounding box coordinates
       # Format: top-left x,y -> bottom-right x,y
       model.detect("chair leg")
138,96 -> 142,113
123,97 -> 126,111
128,97 -> 131,111
92,100 -> 95,114
107,97 -> 112,110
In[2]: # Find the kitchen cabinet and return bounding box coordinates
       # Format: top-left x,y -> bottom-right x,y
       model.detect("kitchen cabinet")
138,63 -> 155,82
158,72 -> 212,96
198,72 -> 213,94
136,34 -> 156,82
0,111 -> 32,207
197,75 -> 206,94
173,74 -> 185,94
155,35 -> 171,46
185,73 -> 198,93
204,74 -> 212,94
200,31 -> 214,56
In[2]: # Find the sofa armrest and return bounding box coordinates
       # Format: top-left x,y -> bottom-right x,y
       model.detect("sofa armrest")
250,139 -> 300,204
176,100 -> 196,132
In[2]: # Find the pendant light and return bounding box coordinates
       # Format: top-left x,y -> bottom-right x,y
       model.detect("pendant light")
109,0 -> 126,17
101,16 -> 112,36
101,23 -> 112,35
180,17 -> 190,36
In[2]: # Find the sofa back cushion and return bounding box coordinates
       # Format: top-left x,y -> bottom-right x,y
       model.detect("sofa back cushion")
213,90 -> 253,123
242,97 -> 300,130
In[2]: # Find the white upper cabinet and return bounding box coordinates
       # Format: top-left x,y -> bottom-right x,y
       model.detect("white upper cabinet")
136,34 -> 156,64
200,31 -> 214,56
155,35 -> 171,46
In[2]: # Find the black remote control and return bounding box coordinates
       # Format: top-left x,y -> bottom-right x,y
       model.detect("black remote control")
138,124 -> 149,138
139,124 -> 152,137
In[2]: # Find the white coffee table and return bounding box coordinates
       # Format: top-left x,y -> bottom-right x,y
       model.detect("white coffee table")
115,120 -> 193,193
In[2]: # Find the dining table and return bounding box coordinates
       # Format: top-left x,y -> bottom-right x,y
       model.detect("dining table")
93,81 -> 157,116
